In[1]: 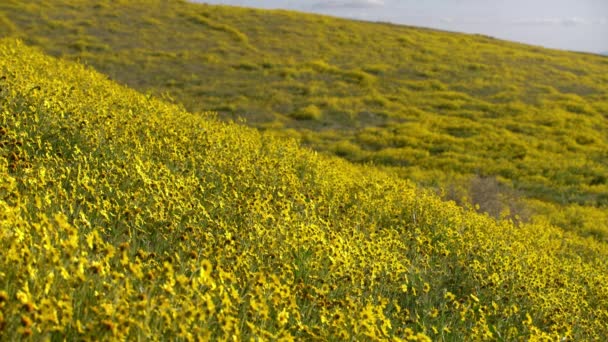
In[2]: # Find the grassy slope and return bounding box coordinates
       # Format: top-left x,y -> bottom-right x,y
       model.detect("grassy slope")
2,39 -> 608,340
1,0 -> 608,240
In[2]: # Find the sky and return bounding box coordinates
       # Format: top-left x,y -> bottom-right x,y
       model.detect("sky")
193,0 -> 608,54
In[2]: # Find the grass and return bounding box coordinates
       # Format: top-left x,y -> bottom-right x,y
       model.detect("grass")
0,0 -> 607,339
1,2 -> 606,234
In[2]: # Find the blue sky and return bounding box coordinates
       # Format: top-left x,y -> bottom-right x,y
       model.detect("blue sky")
193,0 -> 608,54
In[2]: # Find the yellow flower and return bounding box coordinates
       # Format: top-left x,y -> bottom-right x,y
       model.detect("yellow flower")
523,313 -> 533,326
20,315 -> 32,328
0,291 -> 8,303
101,319 -> 116,334
278,308 -> 289,326
199,259 -> 214,286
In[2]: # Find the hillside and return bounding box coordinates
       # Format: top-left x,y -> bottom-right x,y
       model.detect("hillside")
2,38 -> 608,340
1,0 -> 607,241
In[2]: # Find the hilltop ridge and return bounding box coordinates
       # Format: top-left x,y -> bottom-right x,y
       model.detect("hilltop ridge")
1,1 -> 608,338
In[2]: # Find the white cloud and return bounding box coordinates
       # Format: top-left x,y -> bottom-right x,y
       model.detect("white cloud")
311,0 -> 385,10
560,17 -> 587,26
512,17 -> 589,26
594,17 -> 608,25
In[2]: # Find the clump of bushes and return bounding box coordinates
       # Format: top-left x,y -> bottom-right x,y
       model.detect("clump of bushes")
292,104 -> 322,120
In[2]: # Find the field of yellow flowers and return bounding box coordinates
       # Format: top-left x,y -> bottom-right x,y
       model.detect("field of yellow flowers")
1,39 -> 608,340
3,0 -> 607,242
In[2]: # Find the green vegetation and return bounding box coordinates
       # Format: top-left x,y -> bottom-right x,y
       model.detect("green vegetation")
2,37 -> 608,341
2,0 -> 606,240
0,0 -> 608,339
